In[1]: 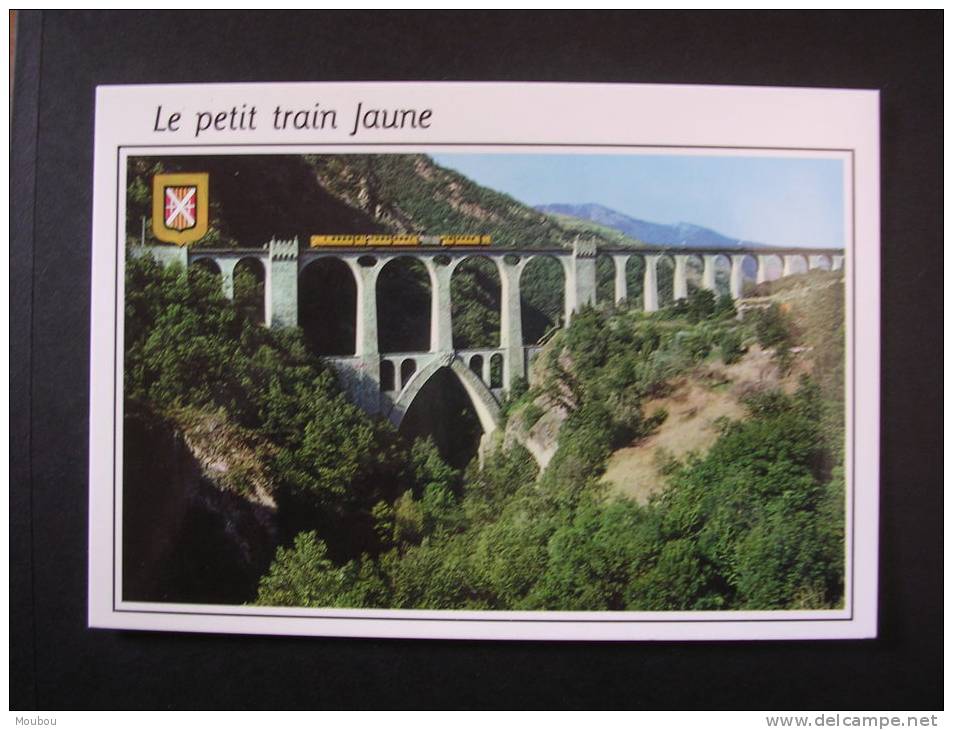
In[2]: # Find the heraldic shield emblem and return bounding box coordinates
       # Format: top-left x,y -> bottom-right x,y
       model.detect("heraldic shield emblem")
152,172 -> 209,245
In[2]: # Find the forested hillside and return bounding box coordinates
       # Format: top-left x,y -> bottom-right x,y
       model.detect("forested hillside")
254,283 -> 845,611
123,256 -> 454,600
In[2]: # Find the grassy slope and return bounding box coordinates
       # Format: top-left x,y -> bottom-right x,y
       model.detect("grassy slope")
507,267 -> 845,502
602,269 -> 845,502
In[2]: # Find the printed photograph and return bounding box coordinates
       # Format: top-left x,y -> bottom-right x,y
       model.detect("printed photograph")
122,151 -> 848,612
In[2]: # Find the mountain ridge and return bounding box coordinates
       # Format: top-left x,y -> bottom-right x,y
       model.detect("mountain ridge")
536,202 -> 773,250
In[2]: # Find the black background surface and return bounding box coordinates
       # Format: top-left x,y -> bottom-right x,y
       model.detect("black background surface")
10,10 -> 941,710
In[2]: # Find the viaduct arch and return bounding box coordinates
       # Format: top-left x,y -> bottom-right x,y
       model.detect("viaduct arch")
389,353 -> 502,437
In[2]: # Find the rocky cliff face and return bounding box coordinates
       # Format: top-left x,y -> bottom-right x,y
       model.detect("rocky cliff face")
502,342 -> 569,471
122,409 -> 279,604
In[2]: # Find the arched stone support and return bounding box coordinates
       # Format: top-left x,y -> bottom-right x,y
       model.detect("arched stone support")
612,254 -> 630,303
268,238 -> 298,328
191,252 -> 276,306
643,255 -> 659,312
559,255 -> 576,325
571,239 -> 598,311
300,253 -> 378,407
499,259 -> 526,389
388,353 -> 501,438
702,255 -> 717,291
673,255 -> 689,300
425,258 -> 454,353
218,259 -> 238,299
730,255 -> 746,300
756,255 -> 770,284
261,259 -> 274,326
832,255 -> 844,271
189,254 -> 233,298
782,255 -> 794,278
449,358 -> 502,437
341,257 -> 382,361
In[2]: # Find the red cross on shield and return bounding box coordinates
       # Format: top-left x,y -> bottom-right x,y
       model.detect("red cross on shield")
164,185 -> 197,231
152,172 -> 209,245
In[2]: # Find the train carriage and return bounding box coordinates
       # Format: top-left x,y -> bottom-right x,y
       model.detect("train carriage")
310,233 -> 491,248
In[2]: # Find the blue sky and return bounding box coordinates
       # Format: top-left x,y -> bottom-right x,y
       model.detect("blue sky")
431,153 -> 844,248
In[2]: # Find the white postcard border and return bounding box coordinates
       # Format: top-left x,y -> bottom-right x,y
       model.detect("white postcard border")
88,82 -> 880,641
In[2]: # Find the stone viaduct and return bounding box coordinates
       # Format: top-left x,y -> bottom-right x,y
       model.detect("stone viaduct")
137,240 -> 844,443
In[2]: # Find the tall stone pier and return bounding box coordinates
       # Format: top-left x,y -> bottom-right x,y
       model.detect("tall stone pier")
268,238 -> 298,328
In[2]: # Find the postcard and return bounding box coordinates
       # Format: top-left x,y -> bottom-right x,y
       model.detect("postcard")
88,82 -> 880,640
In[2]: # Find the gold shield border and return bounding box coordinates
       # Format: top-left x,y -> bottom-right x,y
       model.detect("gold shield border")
152,172 -> 210,246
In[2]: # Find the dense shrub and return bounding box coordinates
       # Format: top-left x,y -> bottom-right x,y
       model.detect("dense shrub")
718,328 -> 746,364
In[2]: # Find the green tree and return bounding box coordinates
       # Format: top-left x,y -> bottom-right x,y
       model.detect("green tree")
686,288 -> 716,323
718,328 -> 746,364
715,293 -> 737,319
255,532 -> 388,608
755,303 -> 796,371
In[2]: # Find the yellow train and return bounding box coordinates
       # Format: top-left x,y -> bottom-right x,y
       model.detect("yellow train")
310,234 -> 492,248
